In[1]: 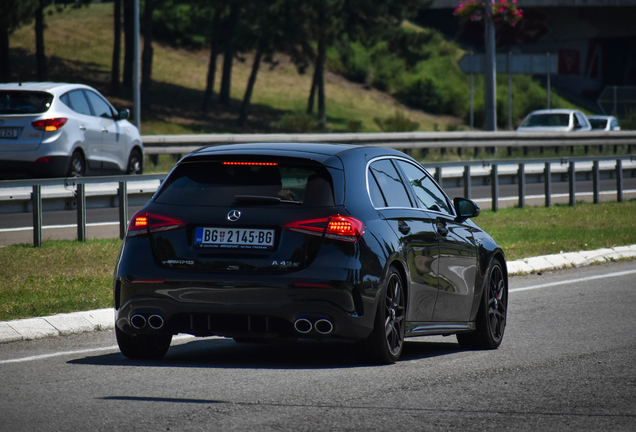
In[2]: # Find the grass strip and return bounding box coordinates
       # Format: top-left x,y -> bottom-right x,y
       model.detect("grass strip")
1,201 -> 634,321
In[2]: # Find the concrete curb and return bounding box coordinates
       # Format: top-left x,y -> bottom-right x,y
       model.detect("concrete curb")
2,245 -> 635,344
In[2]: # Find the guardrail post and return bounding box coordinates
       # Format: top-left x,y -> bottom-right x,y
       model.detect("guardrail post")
31,185 -> 42,247
76,183 -> 86,242
118,181 -> 128,240
616,159 -> 623,203
434,167 -> 442,188
544,162 -> 551,207
491,164 -> 499,212
569,161 -> 576,207
463,165 -> 471,199
593,160 -> 600,204
518,163 -> 525,208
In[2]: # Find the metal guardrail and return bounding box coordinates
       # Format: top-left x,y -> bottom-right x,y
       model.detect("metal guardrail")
0,156 -> 633,247
141,131 -> 636,155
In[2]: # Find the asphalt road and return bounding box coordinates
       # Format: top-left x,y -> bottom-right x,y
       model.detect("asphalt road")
1,260 -> 635,431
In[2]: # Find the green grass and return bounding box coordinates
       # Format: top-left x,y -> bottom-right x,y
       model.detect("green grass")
1,201 -> 635,321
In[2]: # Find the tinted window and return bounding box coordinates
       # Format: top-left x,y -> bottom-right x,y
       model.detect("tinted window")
368,173 -> 387,207
155,161 -> 334,207
0,91 -> 53,114
368,159 -> 411,208
67,90 -> 92,116
589,118 -> 608,130
522,114 -> 569,127
395,160 -> 452,214
85,90 -> 113,118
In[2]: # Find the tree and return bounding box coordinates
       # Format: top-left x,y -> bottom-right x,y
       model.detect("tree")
35,0 -> 47,81
0,0 -> 38,82
111,0 -> 122,95
219,3 -> 239,106
141,0 -> 155,110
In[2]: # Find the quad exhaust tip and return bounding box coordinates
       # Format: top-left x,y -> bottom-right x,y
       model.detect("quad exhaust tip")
148,314 -> 164,330
294,318 -> 312,334
130,314 -> 147,329
294,318 -> 333,335
314,319 -> 333,335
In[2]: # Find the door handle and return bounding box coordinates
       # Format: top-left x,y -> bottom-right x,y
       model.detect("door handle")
398,221 -> 411,235
102,128 -> 108,133
79,125 -> 86,131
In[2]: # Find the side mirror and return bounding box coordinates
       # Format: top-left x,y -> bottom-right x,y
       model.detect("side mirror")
453,197 -> 480,221
117,108 -> 130,121
613,126 -> 621,131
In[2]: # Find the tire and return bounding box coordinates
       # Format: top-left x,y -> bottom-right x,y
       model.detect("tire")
457,258 -> 508,350
360,266 -> 406,364
126,149 -> 143,175
67,151 -> 86,177
116,326 -> 172,360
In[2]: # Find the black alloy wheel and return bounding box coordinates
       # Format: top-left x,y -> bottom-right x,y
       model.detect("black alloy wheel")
116,326 -> 172,360
126,149 -> 143,175
67,151 -> 85,177
361,266 -> 406,364
457,258 -> 507,350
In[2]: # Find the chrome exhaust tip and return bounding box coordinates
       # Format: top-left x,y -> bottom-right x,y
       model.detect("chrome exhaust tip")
294,318 -> 312,334
130,314 -> 147,329
314,319 -> 333,335
148,314 -> 164,330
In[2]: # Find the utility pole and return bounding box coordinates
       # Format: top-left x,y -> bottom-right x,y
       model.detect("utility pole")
133,0 -> 141,131
484,2 -> 497,131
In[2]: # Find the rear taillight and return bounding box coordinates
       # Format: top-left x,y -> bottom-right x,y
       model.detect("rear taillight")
285,215 -> 365,243
127,211 -> 185,237
31,118 -> 68,131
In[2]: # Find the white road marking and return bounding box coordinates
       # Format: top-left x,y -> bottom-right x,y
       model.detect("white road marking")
0,335 -> 199,365
510,269 -> 636,293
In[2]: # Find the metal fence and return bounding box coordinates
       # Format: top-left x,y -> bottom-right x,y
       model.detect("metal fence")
1,155 -> 633,247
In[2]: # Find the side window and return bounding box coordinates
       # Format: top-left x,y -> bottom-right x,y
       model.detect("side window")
395,160 -> 452,215
368,159 -> 412,208
85,91 -> 113,118
368,171 -> 387,207
68,90 -> 92,116
610,120 -> 619,130
573,113 -> 582,129
60,93 -> 70,107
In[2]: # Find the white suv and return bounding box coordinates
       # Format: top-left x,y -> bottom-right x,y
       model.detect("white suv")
0,82 -> 143,178
517,109 -> 591,133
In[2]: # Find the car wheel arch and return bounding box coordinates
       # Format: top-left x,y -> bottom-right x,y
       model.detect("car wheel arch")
382,255 -> 410,312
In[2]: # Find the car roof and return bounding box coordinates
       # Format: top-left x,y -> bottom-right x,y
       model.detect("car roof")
526,109 -> 580,115
187,143 -> 409,169
0,82 -> 93,94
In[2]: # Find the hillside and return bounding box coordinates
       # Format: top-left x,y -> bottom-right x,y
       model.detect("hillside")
8,3 -> 469,135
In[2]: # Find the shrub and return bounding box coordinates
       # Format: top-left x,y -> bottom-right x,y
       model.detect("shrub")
373,111 -> 420,132
340,41 -> 371,83
270,112 -> 318,133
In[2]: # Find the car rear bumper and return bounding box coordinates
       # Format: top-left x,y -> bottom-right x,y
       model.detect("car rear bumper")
0,156 -> 70,178
114,281 -> 376,341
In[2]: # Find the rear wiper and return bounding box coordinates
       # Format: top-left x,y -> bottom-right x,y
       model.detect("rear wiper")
233,195 -> 301,205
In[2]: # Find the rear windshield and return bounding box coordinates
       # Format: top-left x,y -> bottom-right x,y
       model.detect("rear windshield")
521,113 -> 570,127
0,91 -> 54,114
589,119 -> 608,129
154,160 -> 334,207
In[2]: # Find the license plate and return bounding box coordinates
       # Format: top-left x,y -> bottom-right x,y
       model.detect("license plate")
0,128 -> 19,139
195,227 -> 275,249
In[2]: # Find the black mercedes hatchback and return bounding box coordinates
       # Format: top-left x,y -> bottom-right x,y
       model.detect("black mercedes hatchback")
114,143 -> 508,364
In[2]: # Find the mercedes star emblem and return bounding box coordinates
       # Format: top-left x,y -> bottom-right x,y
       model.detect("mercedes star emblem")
227,210 -> 241,222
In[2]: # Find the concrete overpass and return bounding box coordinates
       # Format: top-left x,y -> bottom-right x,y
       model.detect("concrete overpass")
419,0 -> 636,113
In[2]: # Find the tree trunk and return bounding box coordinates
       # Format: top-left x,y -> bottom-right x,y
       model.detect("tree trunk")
141,0 -> 154,110
307,64 -> 318,114
35,0 -> 47,81
238,38 -> 266,126
111,0 -> 121,95
0,27 -> 10,82
219,4 -> 239,106
202,10 -> 221,112
316,37 -> 327,128
122,0 -> 134,88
